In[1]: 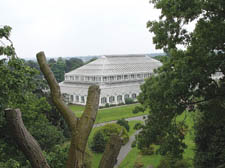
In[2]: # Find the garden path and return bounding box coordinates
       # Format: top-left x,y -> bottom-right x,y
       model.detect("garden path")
93,115 -> 147,128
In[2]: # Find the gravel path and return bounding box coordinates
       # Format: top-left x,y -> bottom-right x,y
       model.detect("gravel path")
93,114 -> 147,168
93,115 -> 147,128
114,130 -> 141,168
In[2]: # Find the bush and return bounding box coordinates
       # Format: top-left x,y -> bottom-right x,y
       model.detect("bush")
140,145 -> 154,155
134,156 -> 144,168
157,157 -> 171,168
90,123 -> 129,153
131,140 -> 136,148
116,118 -> 129,132
46,144 -> 92,168
118,102 -> 125,106
90,131 -> 106,153
134,161 -> 144,168
157,156 -> 191,168
125,98 -> 134,104
105,103 -> 110,108
133,123 -> 142,130
132,106 -> 145,114
174,160 -> 191,168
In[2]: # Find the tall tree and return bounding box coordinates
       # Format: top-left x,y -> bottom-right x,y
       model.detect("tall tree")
137,0 -> 225,165
0,26 -> 66,168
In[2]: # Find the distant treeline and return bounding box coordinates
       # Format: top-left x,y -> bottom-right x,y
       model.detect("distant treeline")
25,57 -> 97,83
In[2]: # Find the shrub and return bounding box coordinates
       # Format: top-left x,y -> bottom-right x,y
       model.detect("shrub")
134,161 -> 144,168
105,103 -> 110,108
133,123 -> 142,130
46,144 -> 92,168
174,160 -> 191,168
90,123 -> 129,153
132,106 -> 145,114
125,98 -> 134,104
116,118 -> 129,132
157,156 -> 191,168
118,102 -> 125,106
134,156 -> 144,168
90,131 -> 106,153
157,157 -> 171,168
140,145 -> 154,155
131,140 -> 136,148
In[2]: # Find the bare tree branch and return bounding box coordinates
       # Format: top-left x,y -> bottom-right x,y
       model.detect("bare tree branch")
67,85 -> 100,168
36,51 -> 77,130
5,108 -> 50,168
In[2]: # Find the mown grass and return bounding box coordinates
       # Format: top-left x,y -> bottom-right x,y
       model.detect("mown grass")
89,120 -> 143,168
119,112 -> 195,168
69,104 -> 148,124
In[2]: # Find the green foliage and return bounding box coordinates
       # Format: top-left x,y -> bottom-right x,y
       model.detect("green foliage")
133,122 -> 143,130
90,123 -> 129,153
157,156 -> 191,168
0,26 -> 66,166
45,144 -> 69,168
104,103 -> 110,108
132,105 -> 145,114
0,26 -> 16,57
125,98 -> 134,104
140,145 -> 155,156
116,118 -> 130,132
90,131 -> 106,153
157,157 -> 171,168
48,57 -> 83,82
137,0 -> 225,163
46,144 -> 92,168
194,99 -> 225,168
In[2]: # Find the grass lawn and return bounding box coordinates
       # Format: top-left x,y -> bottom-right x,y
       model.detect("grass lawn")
69,104 -> 148,124
89,120 -> 143,168
119,147 -> 161,168
119,111 -> 195,168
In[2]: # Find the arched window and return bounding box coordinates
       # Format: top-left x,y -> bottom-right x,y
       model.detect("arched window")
132,93 -> 137,99
109,96 -> 115,103
103,76 -> 107,82
81,96 -> 85,103
101,97 -> 107,104
117,95 -> 122,103
124,94 -> 129,99
70,95 -> 74,102
70,76 -> 74,80
117,75 -> 122,80
76,96 -> 79,102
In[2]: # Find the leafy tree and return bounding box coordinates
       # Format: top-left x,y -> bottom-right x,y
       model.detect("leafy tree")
0,26 -> 66,167
137,0 -> 225,164
116,118 -> 130,132
194,99 -> 225,168
1,26 -> 123,168
91,123 -> 129,153
65,57 -> 83,73
90,131 -> 106,153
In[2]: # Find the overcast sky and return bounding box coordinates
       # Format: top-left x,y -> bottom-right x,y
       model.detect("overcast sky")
1,0 -> 162,59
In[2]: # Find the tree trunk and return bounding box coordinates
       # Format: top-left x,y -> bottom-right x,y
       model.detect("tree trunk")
99,135 -> 123,168
5,108 -> 50,168
37,52 -> 101,168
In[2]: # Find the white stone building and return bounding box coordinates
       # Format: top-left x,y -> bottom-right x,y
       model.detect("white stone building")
59,55 -> 162,106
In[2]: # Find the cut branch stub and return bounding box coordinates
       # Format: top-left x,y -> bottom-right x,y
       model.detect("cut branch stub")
5,108 -> 50,168
99,134 -> 123,168
36,51 -> 77,130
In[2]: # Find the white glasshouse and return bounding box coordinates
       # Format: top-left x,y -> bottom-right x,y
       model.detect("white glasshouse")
59,54 -> 162,106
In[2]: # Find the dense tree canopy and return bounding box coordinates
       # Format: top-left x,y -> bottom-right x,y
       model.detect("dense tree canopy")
0,26 -> 67,168
137,0 -> 225,166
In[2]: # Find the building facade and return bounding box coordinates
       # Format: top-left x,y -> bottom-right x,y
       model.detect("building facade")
59,55 -> 162,106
